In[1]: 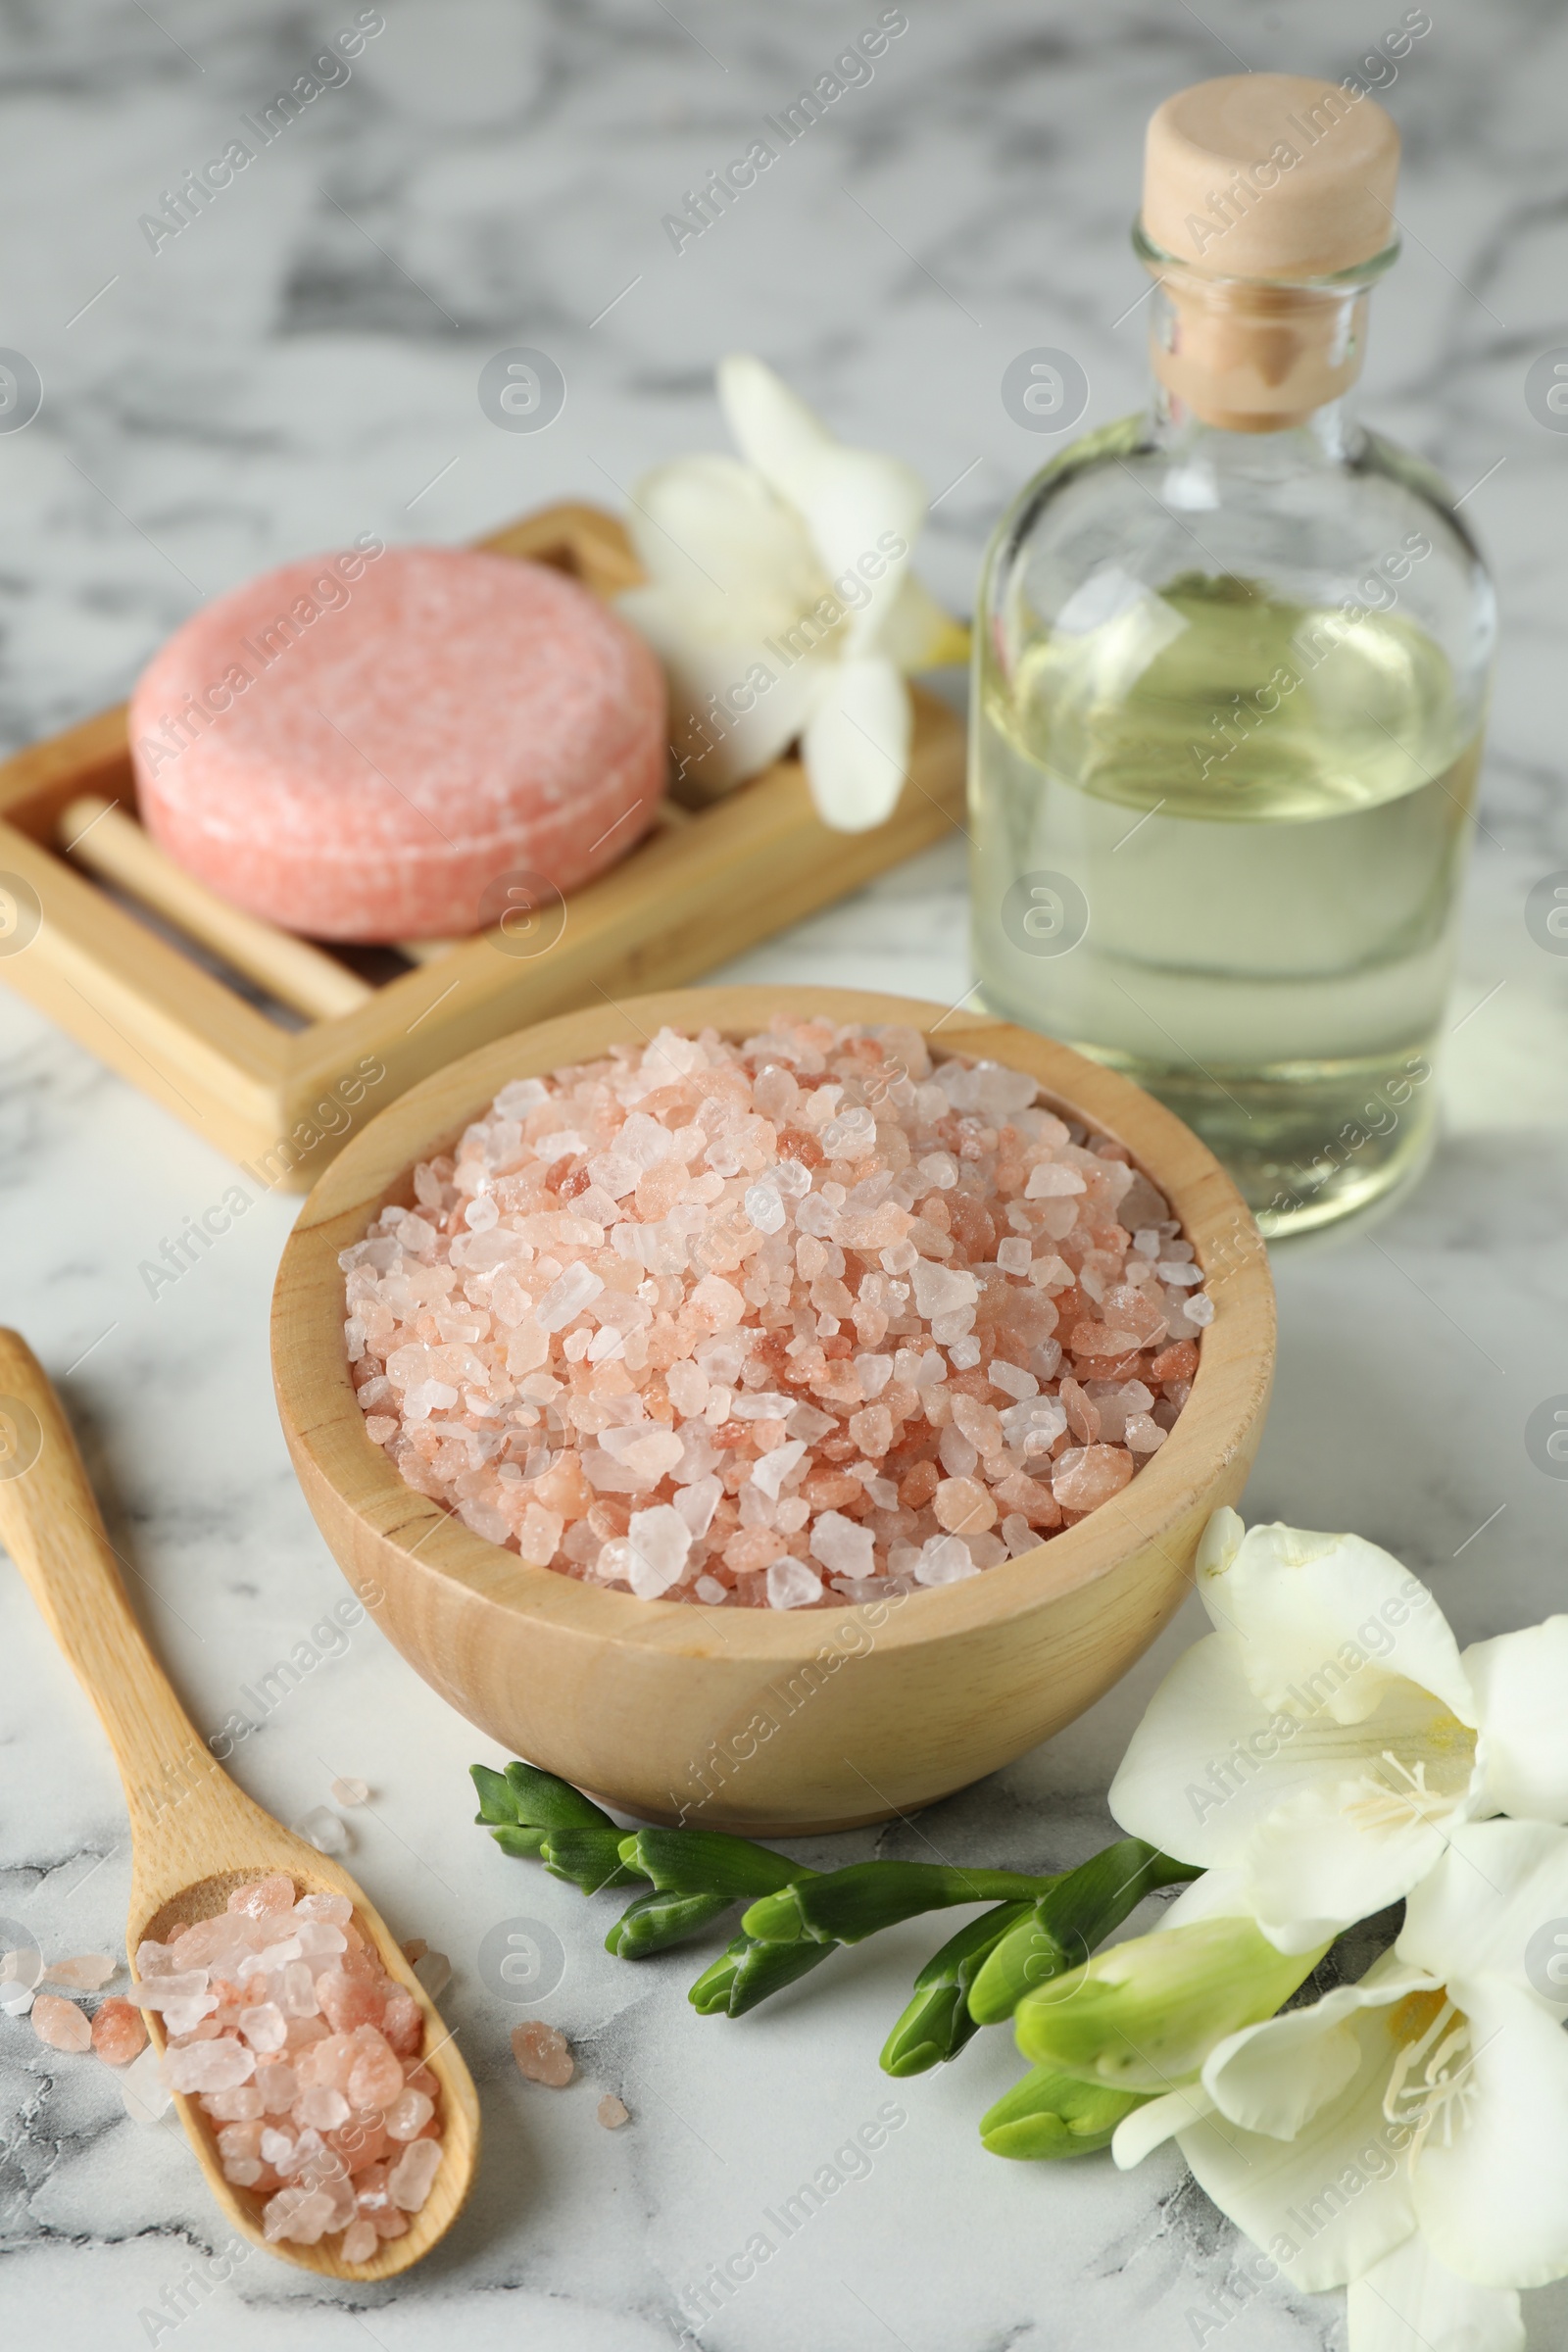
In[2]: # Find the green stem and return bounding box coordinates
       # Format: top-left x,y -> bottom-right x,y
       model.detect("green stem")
743,1862 -> 1057,1947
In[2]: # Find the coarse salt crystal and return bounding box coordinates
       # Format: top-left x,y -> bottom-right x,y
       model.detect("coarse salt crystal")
767,1556 -> 825,1609
31,1993 -> 92,2052
413,1949 -> 453,2000
751,1441 -> 806,1499
349,1021 -> 1205,1611
294,1808 -> 349,1856
910,1535 -> 973,1585
43,1953 -> 117,1989
808,1511 -> 874,1581
92,1997 -> 148,2066
625,1504 -> 691,1599
512,2020 -> 574,2086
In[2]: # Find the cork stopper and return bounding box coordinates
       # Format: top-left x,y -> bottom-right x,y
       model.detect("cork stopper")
1140,76 -> 1399,431
1142,74 -> 1399,279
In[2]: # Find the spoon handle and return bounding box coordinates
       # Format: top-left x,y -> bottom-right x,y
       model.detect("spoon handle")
0,1329 -> 215,1839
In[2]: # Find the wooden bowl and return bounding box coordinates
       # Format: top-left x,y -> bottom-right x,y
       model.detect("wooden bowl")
270,987 -> 1274,1834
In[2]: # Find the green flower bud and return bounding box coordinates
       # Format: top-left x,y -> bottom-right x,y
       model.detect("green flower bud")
606,1888 -> 735,1958
880,1901 -> 1032,2077
688,1934 -> 835,2017
486,1823 -> 550,1860
470,1763 -> 519,1825
539,1827 -> 645,1896
1015,1916 -> 1329,2090
619,1827 -> 806,1900
967,1839 -> 1199,2026
980,2067 -> 1150,2160
505,1760 -> 617,1832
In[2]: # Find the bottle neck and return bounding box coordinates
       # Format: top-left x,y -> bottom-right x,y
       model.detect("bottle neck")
1146,260 -> 1371,436
1148,385 -> 1359,466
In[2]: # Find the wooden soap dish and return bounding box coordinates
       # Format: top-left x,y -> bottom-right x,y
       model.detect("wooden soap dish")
0,504 -> 965,1188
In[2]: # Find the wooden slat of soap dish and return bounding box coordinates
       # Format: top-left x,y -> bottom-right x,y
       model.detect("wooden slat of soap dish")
0,502 -> 966,1186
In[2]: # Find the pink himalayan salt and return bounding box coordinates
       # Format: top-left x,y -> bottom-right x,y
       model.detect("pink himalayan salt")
91,1997 -> 148,2066
932,1476 -> 997,1535
598,2093 -> 630,2130
130,1878 -> 444,2253
388,2136 -> 443,2210
1053,1445 -> 1136,1513
512,2020 -> 574,2087
31,1993 -> 91,2052
342,1018 -> 1210,1610
43,1953 -> 117,1989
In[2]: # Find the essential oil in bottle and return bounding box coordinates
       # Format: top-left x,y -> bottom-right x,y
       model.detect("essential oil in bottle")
970,74 -> 1495,1236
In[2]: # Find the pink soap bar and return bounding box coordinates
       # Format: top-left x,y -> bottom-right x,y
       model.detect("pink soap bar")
130,540 -> 666,941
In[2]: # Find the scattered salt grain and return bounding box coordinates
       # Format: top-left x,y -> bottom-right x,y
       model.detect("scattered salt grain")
331,1778 -> 370,1807
43,1953 -> 117,1989
91,1997 -> 148,2066
597,2093 -> 630,2130
294,1808 -> 349,1856
120,2044 -> 172,2123
31,1993 -> 91,2052
345,1018 -> 1208,1609
511,2020 -> 574,2087
412,1948 -> 452,2000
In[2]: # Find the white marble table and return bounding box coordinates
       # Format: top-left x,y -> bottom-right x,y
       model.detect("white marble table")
3,2 -> 1568,2344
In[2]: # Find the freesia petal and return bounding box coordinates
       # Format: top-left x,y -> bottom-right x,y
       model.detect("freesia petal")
1110,1631 -> 1476,1906
1177,1988 -> 1417,2293
615,594 -> 828,791
1201,1520 -> 1476,1730
1109,1634 -> 1300,1868
799,657 -> 910,831
1111,2081 -> 1215,2167
1347,2237 -> 1524,2352
1159,1868 -> 1252,1931
1242,1784 -> 1456,1956
790,445 -> 928,653
1197,1504 -> 1245,1579
717,353 -> 837,509
1398,1819 -> 1568,1988
716,353 -> 927,654
622,454 -> 828,640
1464,1617 -> 1568,1820
1200,1986 -> 1376,2138
1409,1975 -> 1568,2288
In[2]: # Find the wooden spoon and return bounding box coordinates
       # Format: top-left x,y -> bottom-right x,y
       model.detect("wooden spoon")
0,1330 -> 479,2278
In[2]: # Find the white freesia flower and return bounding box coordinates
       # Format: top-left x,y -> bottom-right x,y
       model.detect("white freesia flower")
1114,1820 -> 1568,2352
1108,1507 -> 1568,1954
617,353 -> 967,830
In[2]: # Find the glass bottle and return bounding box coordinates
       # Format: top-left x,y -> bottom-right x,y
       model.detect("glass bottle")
970,74 -> 1495,1238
